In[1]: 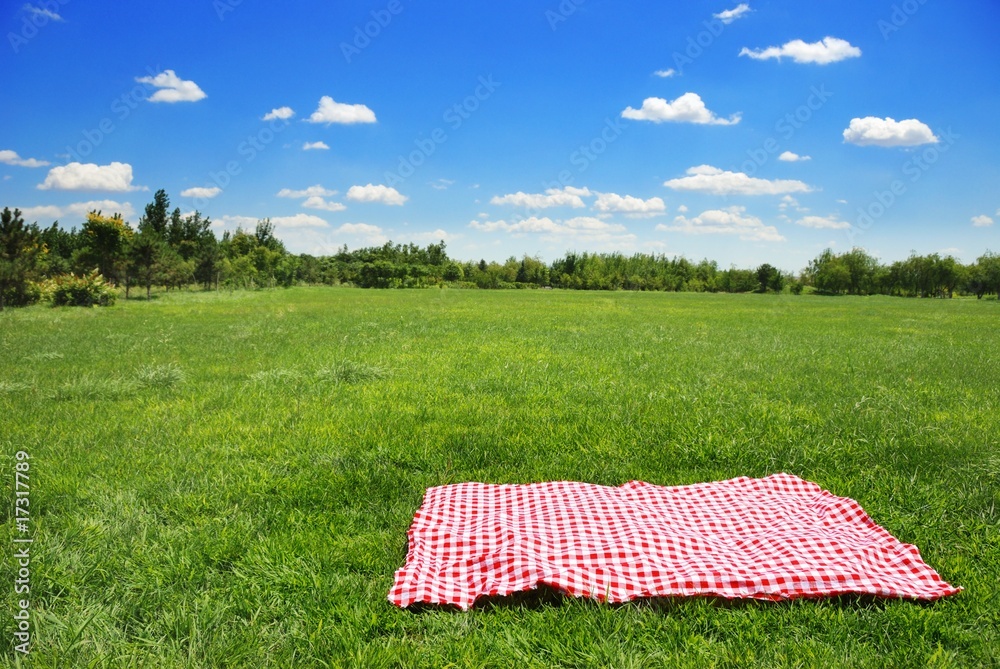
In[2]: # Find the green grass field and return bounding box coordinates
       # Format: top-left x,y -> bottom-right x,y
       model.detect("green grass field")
1,288 -> 998,667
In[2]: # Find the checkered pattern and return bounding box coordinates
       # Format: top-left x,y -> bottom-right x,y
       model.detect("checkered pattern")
388,473 -> 960,610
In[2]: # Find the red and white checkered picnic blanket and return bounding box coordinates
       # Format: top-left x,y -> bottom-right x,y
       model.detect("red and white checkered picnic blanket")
388,473 -> 960,609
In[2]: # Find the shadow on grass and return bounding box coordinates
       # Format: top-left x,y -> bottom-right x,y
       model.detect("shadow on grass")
403,584 -> 931,615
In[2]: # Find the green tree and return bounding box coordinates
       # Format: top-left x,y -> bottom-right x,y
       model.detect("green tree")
808,249 -> 850,294
841,248 -> 879,295
37,222 -> 78,276
722,268 -> 758,293
443,261 -> 464,282
194,230 -> 221,290
426,241 -> 447,266
77,211 -> 132,285
756,263 -> 780,293
254,219 -> 285,253
129,228 -> 164,299
172,211 -> 213,260
936,255 -> 963,298
976,251 -> 1000,299
965,257 -> 990,299
0,207 -> 43,310
165,207 -> 184,251
157,246 -> 194,290
516,255 -> 549,286
141,189 -> 171,237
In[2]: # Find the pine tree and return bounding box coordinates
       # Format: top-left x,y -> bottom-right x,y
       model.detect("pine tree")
0,208 -> 42,310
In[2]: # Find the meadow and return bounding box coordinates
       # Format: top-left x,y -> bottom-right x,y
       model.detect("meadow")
1,287 -> 997,668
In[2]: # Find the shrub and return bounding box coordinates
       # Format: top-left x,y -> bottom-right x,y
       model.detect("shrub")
41,270 -> 117,307
1,281 -> 41,308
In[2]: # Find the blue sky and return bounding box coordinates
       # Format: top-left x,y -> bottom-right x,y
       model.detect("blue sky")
2,0 -> 998,271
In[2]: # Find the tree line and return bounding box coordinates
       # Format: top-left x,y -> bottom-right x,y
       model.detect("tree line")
2,190 -> 999,309
0,190 -> 298,308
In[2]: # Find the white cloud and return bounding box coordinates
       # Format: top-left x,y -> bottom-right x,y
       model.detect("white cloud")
307,96 -> 376,124
216,215 -> 259,229
739,37 -> 861,65
430,178 -> 455,190
337,222 -> 382,235
38,162 -> 144,192
778,151 -> 811,162
277,185 -> 336,199
217,213 -> 331,231
18,205 -> 62,221
408,228 -> 456,243
677,205 -> 688,213
66,200 -> 136,219
333,223 -> 389,246
563,216 -> 624,231
714,3 -> 751,24
796,215 -> 850,230
302,196 -> 346,212
779,195 -> 808,213
621,93 -> 741,125
24,4 -> 64,21
346,183 -> 407,206
843,117 -> 939,147
135,70 -> 206,103
302,141 -> 329,150
469,215 -> 636,248
19,200 -> 136,222
657,206 -> 785,242
263,107 -> 295,121
664,165 -> 812,196
469,215 -> 625,235
653,69 -> 676,78
0,149 -> 49,168
271,214 -> 329,228
468,219 -> 512,233
592,193 -> 666,217
490,186 -> 591,209
180,186 -> 221,199
971,215 -> 994,228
